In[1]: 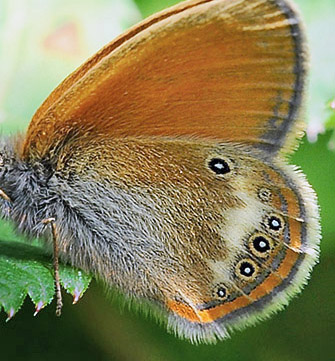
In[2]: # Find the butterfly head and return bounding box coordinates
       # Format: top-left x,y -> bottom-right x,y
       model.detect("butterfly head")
0,137 -> 49,226
0,137 -> 21,200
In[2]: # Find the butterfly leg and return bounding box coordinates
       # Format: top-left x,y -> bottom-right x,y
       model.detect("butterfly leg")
42,217 -> 63,316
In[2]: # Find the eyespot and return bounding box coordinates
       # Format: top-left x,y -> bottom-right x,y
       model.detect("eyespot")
213,284 -> 228,300
249,233 -> 273,258
208,158 -> 230,175
258,188 -> 272,202
235,259 -> 258,281
266,214 -> 284,232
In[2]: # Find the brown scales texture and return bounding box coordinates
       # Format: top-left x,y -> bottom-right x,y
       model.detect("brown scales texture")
22,0 -> 305,161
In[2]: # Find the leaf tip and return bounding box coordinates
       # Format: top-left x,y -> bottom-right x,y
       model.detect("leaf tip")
72,288 -> 82,304
6,307 -> 15,322
33,300 -> 46,316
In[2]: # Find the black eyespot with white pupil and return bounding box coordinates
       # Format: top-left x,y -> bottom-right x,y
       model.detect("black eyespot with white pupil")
217,287 -> 226,298
213,284 -> 228,301
239,261 -> 255,277
208,158 -> 230,175
269,216 -> 282,231
235,259 -> 258,280
253,236 -> 270,253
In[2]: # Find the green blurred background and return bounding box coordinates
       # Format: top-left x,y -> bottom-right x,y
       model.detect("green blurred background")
0,0 -> 334,360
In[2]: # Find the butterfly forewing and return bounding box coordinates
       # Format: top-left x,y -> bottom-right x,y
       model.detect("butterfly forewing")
23,0 -> 305,162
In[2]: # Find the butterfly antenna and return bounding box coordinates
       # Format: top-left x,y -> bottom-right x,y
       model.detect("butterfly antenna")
0,188 -> 11,202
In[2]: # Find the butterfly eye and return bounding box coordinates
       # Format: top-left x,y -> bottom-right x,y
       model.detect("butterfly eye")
208,158 -> 230,175
235,259 -> 258,280
249,233 -> 273,258
213,284 -> 228,300
267,214 -> 284,232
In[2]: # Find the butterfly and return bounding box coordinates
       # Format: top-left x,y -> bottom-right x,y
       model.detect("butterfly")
0,0 -> 320,343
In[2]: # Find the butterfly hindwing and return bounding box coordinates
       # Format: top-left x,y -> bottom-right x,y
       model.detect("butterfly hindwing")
52,135 -> 320,342
162,142 -> 319,342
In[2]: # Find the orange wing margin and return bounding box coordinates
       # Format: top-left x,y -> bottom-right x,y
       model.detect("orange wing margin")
22,0 -> 306,161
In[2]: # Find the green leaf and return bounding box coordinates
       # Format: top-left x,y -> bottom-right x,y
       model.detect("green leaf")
59,266 -> 92,304
0,239 -> 91,319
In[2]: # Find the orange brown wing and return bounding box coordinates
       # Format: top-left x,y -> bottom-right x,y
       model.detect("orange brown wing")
22,0 -> 306,161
